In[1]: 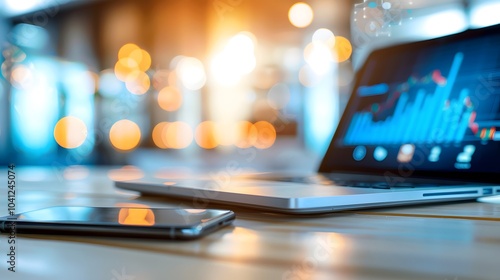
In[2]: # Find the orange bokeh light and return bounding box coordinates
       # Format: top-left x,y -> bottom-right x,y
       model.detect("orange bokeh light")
214,122 -> 238,146
115,44 -> 152,87
118,43 -> 140,60
10,64 -> 34,89
152,122 -> 169,149
109,119 -> 141,151
332,36 -> 353,63
288,2 -> 314,28
114,58 -> 139,82
129,49 -> 152,72
235,121 -> 258,149
254,121 -> 277,149
195,121 -> 218,149
164,121 -> 193,149
125,71 -> 150,95
54,116 -> 88,149
157,86 -> 182,111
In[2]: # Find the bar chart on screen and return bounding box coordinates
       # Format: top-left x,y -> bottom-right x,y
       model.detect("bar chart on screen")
344,52 -> 500,146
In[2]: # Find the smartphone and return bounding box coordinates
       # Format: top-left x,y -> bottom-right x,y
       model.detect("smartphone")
0,206 -> 235,240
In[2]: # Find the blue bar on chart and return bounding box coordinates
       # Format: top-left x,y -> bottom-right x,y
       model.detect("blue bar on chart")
343,52 -> 466,146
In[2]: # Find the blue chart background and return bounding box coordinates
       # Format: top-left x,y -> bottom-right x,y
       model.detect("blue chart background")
344,52 -> 474,145
328,26 -> 500,175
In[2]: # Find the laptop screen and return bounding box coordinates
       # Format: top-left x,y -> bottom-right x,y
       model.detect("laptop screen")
320,24 -> 500,182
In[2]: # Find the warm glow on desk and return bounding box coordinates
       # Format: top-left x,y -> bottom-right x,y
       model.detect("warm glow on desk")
108,166 -> 145,181
63,165 -> 90,181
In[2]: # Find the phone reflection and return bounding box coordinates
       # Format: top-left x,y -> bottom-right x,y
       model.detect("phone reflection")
118,208 -> 155,226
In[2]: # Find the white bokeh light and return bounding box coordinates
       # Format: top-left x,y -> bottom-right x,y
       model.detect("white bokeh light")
177,57 -> 207,91
210,32 -> 257,86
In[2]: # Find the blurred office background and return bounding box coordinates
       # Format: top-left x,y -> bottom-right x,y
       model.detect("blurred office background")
0,0 -> 499,171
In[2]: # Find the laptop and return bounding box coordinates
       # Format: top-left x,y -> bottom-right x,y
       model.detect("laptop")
116,24 -> 500,214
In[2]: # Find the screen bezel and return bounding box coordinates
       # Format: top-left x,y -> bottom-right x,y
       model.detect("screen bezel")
319,24 -> 500,184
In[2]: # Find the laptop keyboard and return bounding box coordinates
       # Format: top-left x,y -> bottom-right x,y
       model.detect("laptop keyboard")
257,176 -> 426,189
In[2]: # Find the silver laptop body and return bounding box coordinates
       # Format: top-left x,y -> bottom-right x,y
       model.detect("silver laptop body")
116,24 -> 500,214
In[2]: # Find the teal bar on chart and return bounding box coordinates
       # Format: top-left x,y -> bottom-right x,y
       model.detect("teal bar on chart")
343,52 -> 468,146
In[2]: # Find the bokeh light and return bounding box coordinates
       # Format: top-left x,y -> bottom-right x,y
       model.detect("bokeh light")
115,44 -> 152,93
312,28 -> 335,47
125,71 -> 150,95
254,121 -> 277,149
114,58 -> 139,82
288,2 -> 314,28
214,122 -> 238,146
129,49 -> 151,72
109,119 -> 141,151
235,121 -> 258,149
227,32 -> 257,75
118,43 -> 140,60
4,46 -> 27,63
195,121 -> 218,149
211,32 -> 257,86
164,122 -> 193,149
304,41 -> 333,75
211,54 -> 241,86
53,116 -> 88,149
10,64 -> 34,89
157,86 -> 182,111
177,57 -> 206,90
152,122 -> 169,149
332,36 -> 352,63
